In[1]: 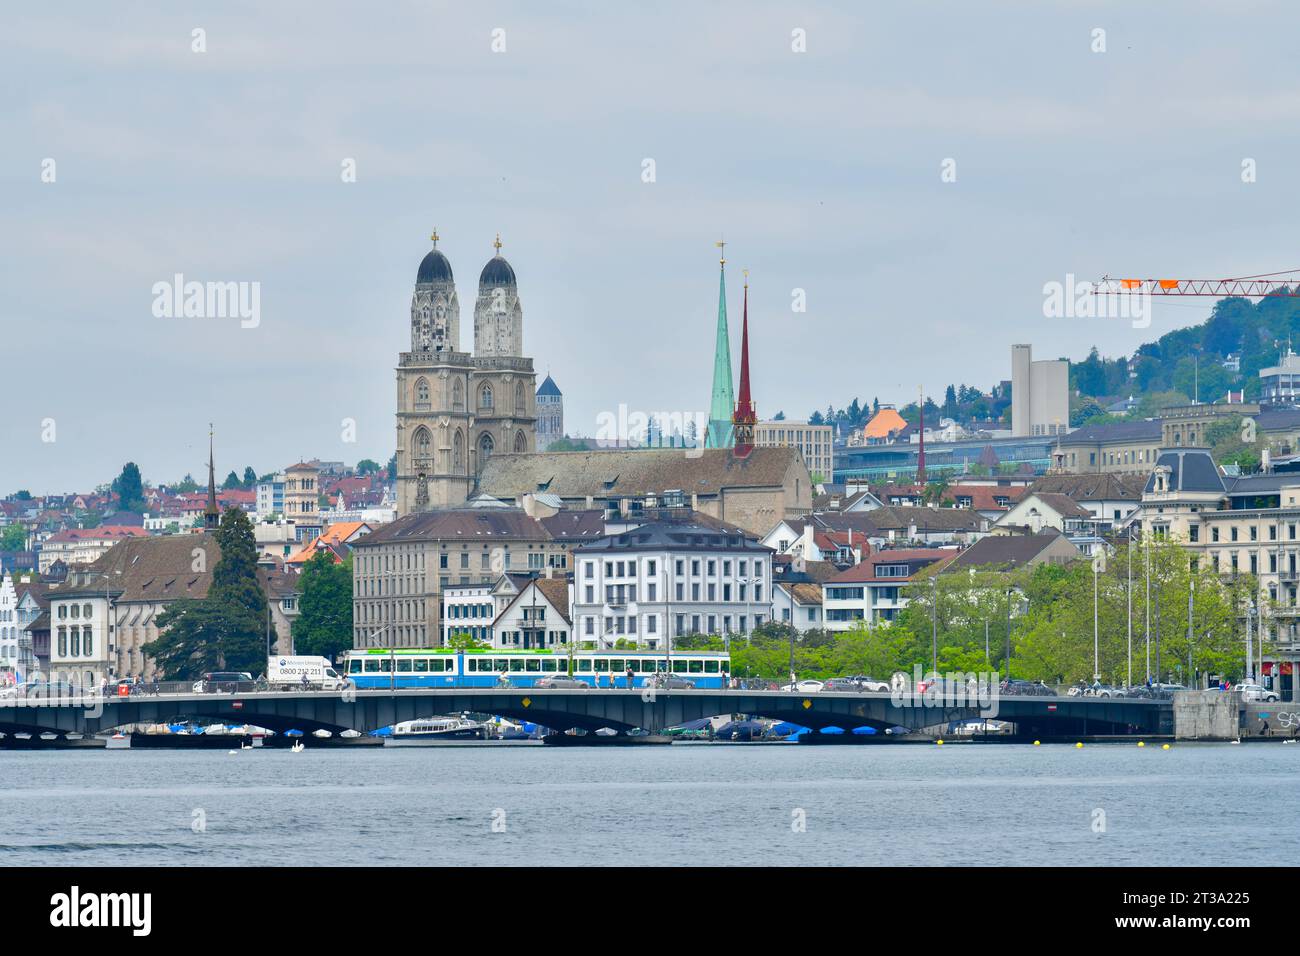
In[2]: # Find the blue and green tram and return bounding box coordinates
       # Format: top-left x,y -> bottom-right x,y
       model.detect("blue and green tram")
342,647 -> 731,689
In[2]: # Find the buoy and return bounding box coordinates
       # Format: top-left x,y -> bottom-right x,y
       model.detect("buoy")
1162,744 -> 1170,750
1075,742 -> 1083,748
1033,740 -> 1040,746
1137,741 -> 1145,747
936,739 -> 944,746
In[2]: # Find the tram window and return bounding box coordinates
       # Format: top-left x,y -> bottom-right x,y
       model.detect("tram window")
349,660 -> 362,674
396,659 -> 412,673
542,659 -> 558,672
688,659 -> 703,673
577,660 -> 592,672
526,658 -> 541,672
364,659 -> 380,673
432,659 -> 446,673
490,659 -> 504,672
510,659 -> 524,672
704,661 -> 719,673
610,659 -> 624,672
466,659 -> 479,672
378,658 -> 392,673
594,659 -> 609,672
413,658 -> 429,673
657,660 -> 669,672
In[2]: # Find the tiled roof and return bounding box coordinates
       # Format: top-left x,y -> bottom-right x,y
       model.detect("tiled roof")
43,526 -> 148,545
777,581 -> 822,605
1061,419 -> 1162,444
479,447 -> 803,499
945,531 -> 1076,570
1029,472 -> 1147,501
356,509 -> 554,546
1024,492 -> 1092,518
827,548 -> 955,583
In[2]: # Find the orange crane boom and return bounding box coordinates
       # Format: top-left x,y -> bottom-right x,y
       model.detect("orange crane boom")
1094,270 -> 1300,297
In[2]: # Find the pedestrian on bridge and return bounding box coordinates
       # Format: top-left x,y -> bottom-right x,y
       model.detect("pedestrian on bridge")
626,667 -> 634,689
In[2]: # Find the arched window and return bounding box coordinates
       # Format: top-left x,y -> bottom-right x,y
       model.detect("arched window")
480,384 -> 493,410
514,430 -> 527,453
479,433 -> 495,463
453,430 -> 464,471
413,427 -> 432,460
415,378 -> 430,408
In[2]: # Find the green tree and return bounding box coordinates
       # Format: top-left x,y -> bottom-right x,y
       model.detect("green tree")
146,507 -> 268,678
292,552 -> 354,662
356,459 -> 381,475
0,524 -> 26,551
222,470 -> 241,490
242,466 -> 257,488
112,462 -> 145,512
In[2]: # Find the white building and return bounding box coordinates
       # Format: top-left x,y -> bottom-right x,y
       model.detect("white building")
822,548 -> 955,631
492,576 -> 572,649
571,521 -> 773,648
1011,343 -> 1069,437
0,575 -> 19,679
772,581 -> 823,632
441,582 -> 497,645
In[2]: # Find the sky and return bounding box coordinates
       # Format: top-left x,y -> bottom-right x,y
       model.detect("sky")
4,0 -> 1300,493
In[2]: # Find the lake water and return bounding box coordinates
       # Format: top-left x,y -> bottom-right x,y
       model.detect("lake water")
1,742 -> 1295,866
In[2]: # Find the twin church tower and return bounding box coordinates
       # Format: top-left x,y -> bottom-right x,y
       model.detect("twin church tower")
395,231 -> 536,514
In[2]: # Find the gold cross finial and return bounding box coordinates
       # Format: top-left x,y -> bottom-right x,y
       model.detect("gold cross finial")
716,238 -> 726,265
493,233 -> 502,254
430,228 -> 439,247
743,267 -> 749,286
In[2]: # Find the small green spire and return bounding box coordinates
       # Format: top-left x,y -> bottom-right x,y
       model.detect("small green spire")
706,243 -> 734,449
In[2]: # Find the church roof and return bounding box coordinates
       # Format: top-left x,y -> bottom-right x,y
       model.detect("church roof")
536,375 -> 562,398
478,447 -> 804,500
417,248 -> 454,284
480,255 -> 516,287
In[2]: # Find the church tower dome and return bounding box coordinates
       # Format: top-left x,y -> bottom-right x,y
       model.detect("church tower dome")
474,233 -> 524,357
411,229 -> 459,353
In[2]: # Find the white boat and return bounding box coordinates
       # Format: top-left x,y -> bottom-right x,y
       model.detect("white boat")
312,729 -> 332,738
106,733 -> 131,750
386,715 -> 491,745
201,724 -> 227,735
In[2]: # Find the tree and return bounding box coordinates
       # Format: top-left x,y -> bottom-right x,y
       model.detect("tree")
222,470 -> 241,490
0,524 -> 26,551
386,454 -> 397,481
112,462 -> 145,513
809,410 -> 825,425
292,552 -> 354,662
356,459 -> 381,475
145,507 -> 268,678
772,411 -> 785,421
242,467 -> 257,488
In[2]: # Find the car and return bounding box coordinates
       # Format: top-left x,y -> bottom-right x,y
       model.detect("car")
780,679 -> 825,693
1000,678 -> 1055,697
534,674 -> 588,689
1086,683 -> 1126,699
1236,682 -> 1280,703
822,677 -> 865,693
192,671 -> 254,693
847,675 -> 891,692
643,673 -> 696,690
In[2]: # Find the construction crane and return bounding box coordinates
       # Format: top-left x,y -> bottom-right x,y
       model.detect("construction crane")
1095,270 -> 1300,297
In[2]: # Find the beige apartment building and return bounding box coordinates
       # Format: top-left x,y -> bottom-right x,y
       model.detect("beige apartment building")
754,421 -> 833,482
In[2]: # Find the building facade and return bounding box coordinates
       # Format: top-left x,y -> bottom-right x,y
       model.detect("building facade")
395,234 -> 537,515
1011,343 -> 1069,437
570,521 -> 773,647
350,509 -> 575,650
754,420 -> 833,481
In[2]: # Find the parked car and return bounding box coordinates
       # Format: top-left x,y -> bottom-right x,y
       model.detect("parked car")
534,674 -> 588,689
1236,682 -> 1280,702
1086,683 -> 1126,699
1000,678 -> 1055,697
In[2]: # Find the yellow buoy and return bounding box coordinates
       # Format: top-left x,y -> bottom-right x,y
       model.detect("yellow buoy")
1138,741 -> 1145,747
1162,743 -> 1170,750
936,739 -> 944,746
1033,740 -> 1041,745
1076,742 -> 1083,748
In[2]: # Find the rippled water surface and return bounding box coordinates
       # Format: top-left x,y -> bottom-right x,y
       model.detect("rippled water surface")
0,742 -> 1295,866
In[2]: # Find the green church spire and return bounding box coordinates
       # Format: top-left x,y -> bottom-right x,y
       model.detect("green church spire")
705,241 -> 734,449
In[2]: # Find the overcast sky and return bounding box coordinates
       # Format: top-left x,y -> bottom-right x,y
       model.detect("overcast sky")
4,0 -> 1299,493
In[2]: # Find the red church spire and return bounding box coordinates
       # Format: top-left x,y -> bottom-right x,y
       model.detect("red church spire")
732,272 -> 757,457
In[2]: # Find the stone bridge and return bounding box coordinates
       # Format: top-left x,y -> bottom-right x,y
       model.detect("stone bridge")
0,688 -> 1171,737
